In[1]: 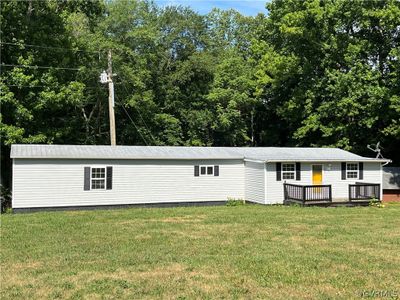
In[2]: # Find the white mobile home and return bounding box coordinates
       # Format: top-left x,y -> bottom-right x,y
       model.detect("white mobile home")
10,145 -> 389,211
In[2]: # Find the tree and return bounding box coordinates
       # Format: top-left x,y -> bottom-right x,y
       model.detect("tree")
253,0 -> 400,161
0,0 -> 105,189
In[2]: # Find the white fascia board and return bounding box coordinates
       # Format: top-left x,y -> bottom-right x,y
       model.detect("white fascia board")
264,159 -> 391,163
243,158 -> 265,163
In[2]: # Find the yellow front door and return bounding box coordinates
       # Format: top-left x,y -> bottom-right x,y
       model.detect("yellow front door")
312,165 -> 323,185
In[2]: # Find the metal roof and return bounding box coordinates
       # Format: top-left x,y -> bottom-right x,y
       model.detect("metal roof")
383,167 -> 400,190
11,145 -> 242,160
241,147 -> 380,162
10,144 -> 390,162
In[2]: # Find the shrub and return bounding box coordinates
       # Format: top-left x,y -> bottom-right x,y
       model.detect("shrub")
369,199 -> 385,208
226,197 -> 246,206
1,185 -> 12,213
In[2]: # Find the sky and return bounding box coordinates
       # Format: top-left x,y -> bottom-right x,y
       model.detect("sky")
155,0 -> 268,16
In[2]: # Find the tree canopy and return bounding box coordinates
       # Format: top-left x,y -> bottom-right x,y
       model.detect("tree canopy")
1,0 -> 399,187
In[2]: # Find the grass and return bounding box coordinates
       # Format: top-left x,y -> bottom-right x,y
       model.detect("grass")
1,203 -> 400,299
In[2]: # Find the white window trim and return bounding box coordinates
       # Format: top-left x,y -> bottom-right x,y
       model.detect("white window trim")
346,163 -> 359,179
282,163 -> 296,180
199,165 -> 215,176
90,166 -> 106,190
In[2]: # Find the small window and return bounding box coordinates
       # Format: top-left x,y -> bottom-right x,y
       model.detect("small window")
198,165 -> 218,176
346,163 -> 358,179
91,167 -> 106,189
282,163 -> 295,180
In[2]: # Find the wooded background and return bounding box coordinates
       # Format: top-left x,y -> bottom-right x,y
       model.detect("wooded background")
1,0 -> 399,189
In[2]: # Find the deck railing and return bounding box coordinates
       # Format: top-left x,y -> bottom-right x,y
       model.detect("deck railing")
349,183 -> 380,201
284,183 -> 332,203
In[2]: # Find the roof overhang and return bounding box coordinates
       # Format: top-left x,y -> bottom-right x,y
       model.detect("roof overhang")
244,158 -> 392,163
11,156 -> 245,160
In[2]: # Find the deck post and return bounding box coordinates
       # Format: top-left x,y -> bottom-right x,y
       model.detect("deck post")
283,183 -> 287,202
328,185 -> 332,202
302,186 -> 306,205
377,184 -> 380,201
348,185 -> 351,202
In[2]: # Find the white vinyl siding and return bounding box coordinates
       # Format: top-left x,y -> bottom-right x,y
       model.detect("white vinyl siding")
265,162 -> 382,203
244,161 -> 265,204
12,159 -> 244,208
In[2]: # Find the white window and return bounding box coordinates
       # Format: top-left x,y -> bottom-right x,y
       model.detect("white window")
346,163 -> 358,179
91,167 -> 106,189
282,163 -> 295,180
200,165 -> 215,176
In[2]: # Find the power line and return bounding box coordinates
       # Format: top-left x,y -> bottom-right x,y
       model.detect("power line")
1,63 -> 82,71
120,104 -> 150,146
114,94 -> 150,145
116,76 -> 158,145
2,84 -> 106,89
0,41 -> 102,55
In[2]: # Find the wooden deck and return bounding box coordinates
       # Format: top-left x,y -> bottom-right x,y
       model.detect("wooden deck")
283,183 -> 380,207
284,198 -> 373,207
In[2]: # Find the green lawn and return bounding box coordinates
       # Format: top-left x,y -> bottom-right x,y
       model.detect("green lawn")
1,204 -> 400,299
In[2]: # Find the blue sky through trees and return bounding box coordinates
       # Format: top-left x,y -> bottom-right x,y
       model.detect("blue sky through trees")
155,0 -> 268,16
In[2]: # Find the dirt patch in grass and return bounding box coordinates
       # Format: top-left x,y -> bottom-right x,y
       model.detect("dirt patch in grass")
134,233 -> 152,240
157,229 -> 211,239
156,215 -> 206,223
117,215 -> 206,225
1,261 -> 44,287
116,220 -> 141,226
66,263 -> 219,283
11,261 -> 43,271
57,263 -> 225,298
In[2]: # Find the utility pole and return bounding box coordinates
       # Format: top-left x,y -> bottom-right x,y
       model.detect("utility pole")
100,50 -> 116,146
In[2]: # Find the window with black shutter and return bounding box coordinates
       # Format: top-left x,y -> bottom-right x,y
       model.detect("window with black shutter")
84,166 -> 111,190
195,165 -> 219,177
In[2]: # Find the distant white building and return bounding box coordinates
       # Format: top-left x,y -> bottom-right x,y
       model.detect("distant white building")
10,144 -> 389,211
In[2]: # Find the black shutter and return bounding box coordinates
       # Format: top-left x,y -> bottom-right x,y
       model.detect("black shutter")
194,165 -> 199,176
359,162 -> 364,180
214,165 -> 219,176
296,162 -> 301,180
84,167 -> 90,190
341,162 -> 346,180
106,166 -> 113,190
276,162 -> 281,181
